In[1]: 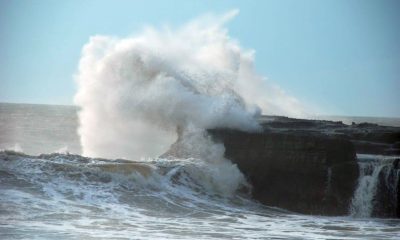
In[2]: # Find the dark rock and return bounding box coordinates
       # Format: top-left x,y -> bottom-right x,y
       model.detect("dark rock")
394,159 -> 400,218
208,128 -> 358,216
394,158 -> 400,169
258,116 -> 400,155
372,159 -> 400,218
162,115 -> 400,217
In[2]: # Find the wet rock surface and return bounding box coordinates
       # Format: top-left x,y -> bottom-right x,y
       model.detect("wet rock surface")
256,116 -> 400,155
163,116 -> 400,217
208,128 -> 358,215
373,158 -> 400,218
208,116 -> 400,216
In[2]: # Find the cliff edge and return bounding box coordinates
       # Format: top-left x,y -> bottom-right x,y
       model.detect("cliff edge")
163,116 -> 400,216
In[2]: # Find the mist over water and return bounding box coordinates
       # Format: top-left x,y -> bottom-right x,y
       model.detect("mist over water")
74,10 -> 307,160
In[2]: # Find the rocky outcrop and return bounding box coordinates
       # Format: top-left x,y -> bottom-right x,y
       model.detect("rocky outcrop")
256,116 -> 400,156
162,116 -> 400,217
206,116 -> 400,217
372,158 -> 400,218
208,128 -> 358,216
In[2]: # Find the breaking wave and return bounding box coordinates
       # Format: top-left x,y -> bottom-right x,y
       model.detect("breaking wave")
2,151 -> 399,239
74,10 -> 307,161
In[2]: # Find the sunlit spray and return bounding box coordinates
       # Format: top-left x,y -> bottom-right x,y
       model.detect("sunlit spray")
74,10 -> 307,160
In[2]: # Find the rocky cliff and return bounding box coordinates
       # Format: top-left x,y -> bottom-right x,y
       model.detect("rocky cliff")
208,116 -> 400,217
163,116 -> 400,217
208,128 -> 358,216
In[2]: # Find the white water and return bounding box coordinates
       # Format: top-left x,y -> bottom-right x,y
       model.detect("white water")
74,10 -> 308,161
2,151 -> 400,240
350,154 -> 400,218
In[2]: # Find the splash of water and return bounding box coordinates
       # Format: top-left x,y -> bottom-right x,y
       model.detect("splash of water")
350,155 -> 400,218
74,10 -> 307,160
350,161 -> 385,217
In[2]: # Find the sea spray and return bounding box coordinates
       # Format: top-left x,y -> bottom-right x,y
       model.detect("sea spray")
160,126 -> 249,196
74,10 -> 307,161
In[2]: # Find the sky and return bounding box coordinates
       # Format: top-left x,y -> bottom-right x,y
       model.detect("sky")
0,0 -> 399,117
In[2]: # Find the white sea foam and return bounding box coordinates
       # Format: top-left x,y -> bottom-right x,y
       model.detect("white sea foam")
74,10 -> 308,161
350,155 -> 400,218
1,151 -> 399,240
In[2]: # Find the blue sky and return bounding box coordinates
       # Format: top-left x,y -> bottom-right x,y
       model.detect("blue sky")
1,0 -> 399,117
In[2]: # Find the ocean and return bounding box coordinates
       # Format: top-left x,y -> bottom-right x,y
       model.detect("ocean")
0,102 -> 399,240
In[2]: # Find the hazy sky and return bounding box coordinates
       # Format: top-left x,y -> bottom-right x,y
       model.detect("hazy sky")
1,0 -> 399,117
